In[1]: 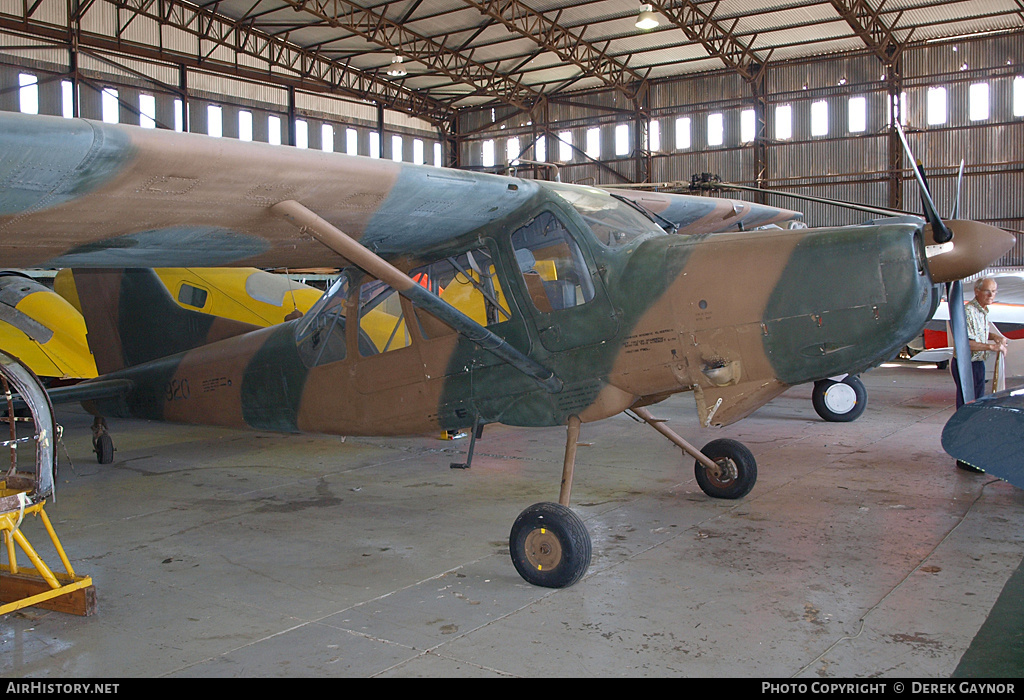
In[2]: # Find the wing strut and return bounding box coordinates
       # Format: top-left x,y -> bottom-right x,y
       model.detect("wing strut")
271,200 -> 563,394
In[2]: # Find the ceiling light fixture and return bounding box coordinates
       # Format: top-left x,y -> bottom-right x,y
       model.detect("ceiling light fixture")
387,56 -> 407,77
635,4 -> 659,30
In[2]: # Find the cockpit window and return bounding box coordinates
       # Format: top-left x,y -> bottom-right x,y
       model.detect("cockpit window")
511,211 -> 595,313
295,271 -> 349,367
544,182 -> 665,248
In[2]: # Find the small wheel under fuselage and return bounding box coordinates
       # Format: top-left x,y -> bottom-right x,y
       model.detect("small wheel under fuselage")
509,502 -> 592,588
694,438 -> 757,500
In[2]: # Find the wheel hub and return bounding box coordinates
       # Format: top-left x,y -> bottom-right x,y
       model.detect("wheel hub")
523,527 -> 563,571
707,458 -> 738,487
823,382 -> 858,413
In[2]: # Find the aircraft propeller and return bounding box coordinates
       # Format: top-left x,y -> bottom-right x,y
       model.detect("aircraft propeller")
893,123 -> 975,403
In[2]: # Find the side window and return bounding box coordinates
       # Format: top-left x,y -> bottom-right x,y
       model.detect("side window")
177,282 -> 209,310
411,247 -> 511,337
358,279 -> 411,355
295,272 -> 349,367
511,211 -> 594,313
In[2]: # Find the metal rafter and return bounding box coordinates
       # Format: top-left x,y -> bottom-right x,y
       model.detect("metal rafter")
828,0 -> 908,64
271,0 -> 545,111
0,0 -> 455,122
458,0 -> 649,102
648,0 -> 771,84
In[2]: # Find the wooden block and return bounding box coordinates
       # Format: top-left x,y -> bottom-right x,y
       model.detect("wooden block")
0,572 -> 97,616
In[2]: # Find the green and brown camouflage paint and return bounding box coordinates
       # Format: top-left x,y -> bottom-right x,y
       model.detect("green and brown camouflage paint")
1,112 -> 1014,438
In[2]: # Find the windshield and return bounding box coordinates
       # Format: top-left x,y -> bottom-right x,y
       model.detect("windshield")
543,182 -> 666,248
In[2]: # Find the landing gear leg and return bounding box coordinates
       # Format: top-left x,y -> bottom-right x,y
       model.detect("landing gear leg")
630,406 -> 758,500
91,417 -> 114,465
509,415 -> 592,588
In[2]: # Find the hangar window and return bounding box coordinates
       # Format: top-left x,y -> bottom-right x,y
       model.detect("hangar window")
740,109 -> 755,143
346,128 -> 359,155
322,124 -> 334,152
18,73 -> 37,115
675,117 -> 691,149
1015,76 -> 1024,117
61,80 -> 73,119
295,119 -> 308,148
775,104 -> 792,140
648,120 -> 660,152
392,134 -> 403,161
238,111 -> 252,141
139,94 -> 156,129
269,115 -> 282,145
511,211 -> 595,313
208,105 -> 223,138
174,99 -> 184,132
369,131 -> 380,158
849,96 -> 867,132
558,131 -> 573,162
433,142 -> 442,166
414,139 -> 424,164
927,86 -> 947,125
707,113 -> 724,146
969,82 -> 989,121
811,100 -> 828,136
102,87 -> 119,124
482,139 -> 495,167
586,127 -> 601,159
535,135 -> 546,162
507,136 -> 521,165
885,91 -> 907,125
615,124 -> 629,156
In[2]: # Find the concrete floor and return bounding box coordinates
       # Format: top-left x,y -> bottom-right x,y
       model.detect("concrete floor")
2,363 -> 1022,678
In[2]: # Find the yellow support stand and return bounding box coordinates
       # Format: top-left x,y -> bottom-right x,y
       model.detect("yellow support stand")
0,485 -> 96,617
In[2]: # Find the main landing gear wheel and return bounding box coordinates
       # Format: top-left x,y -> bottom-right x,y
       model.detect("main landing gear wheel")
93,434 -> 113,464
91,416 -> 114,464
812,375 -> 867,422
694,438 -> 757,500
509,502 -> 591,588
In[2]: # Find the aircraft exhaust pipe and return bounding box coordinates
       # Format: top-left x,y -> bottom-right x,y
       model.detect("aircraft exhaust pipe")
271,199 -> 563,394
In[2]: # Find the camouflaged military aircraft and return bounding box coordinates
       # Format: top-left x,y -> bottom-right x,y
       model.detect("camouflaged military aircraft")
0,110 -> 1015,588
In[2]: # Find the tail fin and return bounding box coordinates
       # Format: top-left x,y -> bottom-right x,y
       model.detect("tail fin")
61,269 -> 260,375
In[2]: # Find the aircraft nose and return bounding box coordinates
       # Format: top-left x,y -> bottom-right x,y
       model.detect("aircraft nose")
924,220 -> 1016,284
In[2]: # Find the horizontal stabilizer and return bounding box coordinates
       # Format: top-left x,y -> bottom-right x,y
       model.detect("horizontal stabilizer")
942,389 -> 1024,488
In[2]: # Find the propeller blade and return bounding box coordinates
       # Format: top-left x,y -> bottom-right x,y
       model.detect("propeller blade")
947,280 -> 975,404
951,159 -> 965,220
894,122 -> 954,243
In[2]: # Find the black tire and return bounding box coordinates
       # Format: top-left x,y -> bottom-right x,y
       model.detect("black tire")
694,438 -> 757,499
94,434 -> 114,464
509,502 -> 592,588
812,375 -> 867,422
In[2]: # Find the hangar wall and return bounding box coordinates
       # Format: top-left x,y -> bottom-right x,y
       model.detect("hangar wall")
457,32 -> 1024,265
0,5 -> 1020,264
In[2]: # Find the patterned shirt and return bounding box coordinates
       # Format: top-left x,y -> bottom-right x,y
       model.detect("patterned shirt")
964,297 -> 991,363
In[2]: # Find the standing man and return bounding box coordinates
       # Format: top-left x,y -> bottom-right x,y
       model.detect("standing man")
952,277 -> 1008,409
952,277 -> 1009,473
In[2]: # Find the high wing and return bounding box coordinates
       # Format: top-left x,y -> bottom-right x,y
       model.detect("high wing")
0,112 -> 798,269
